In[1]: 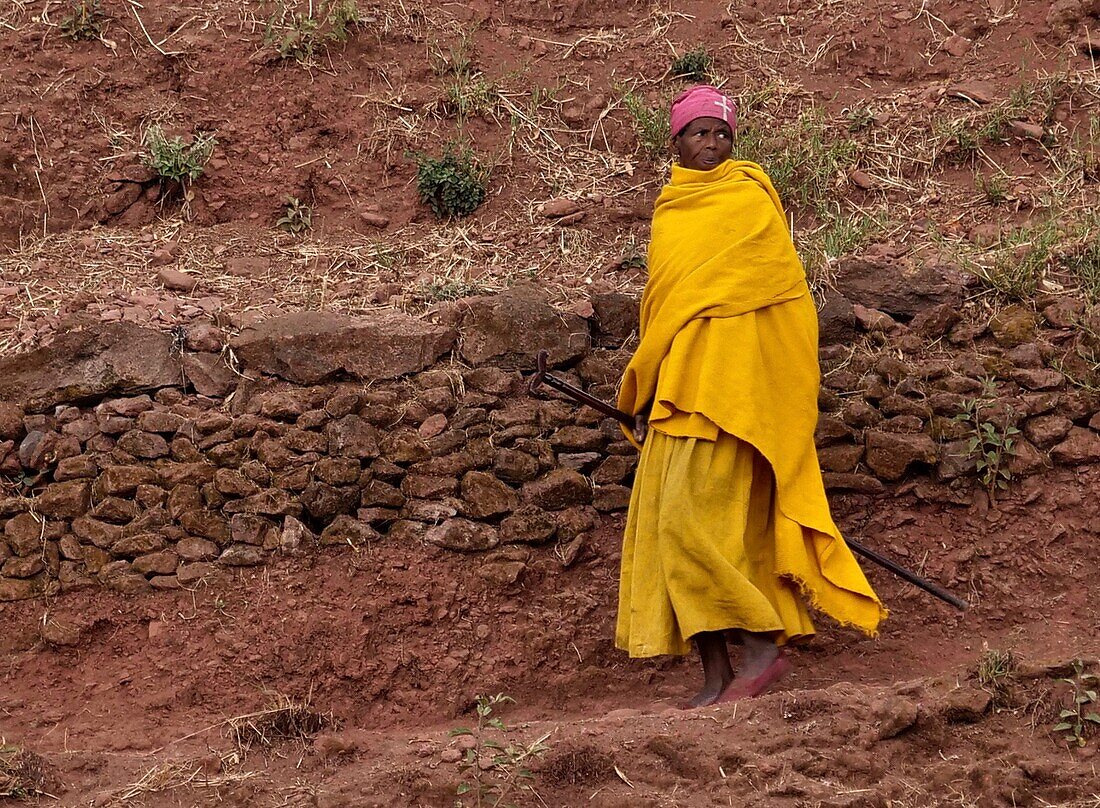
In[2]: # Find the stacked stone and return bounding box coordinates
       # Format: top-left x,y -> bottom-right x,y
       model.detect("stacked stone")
0,352 -> 639,601
814,300 -> 1100,493
3,280 -> 1100,603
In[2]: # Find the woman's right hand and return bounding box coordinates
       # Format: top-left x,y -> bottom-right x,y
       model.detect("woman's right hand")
632,413 -> 648,445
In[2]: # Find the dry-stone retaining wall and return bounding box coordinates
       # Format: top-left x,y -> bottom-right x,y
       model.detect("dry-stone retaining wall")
2,276 -> 1100,602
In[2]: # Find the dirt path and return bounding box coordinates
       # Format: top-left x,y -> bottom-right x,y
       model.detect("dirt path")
2,467 -> 1098,806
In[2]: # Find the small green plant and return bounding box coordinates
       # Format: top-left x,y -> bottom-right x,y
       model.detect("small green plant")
1059,213 -> 1100,303
430,35 -> 474,79
934,108 -> 1012,165
419,273 -> 487,302
449,694 -> 551,808
845,106 -> 875,133
445,74 -> 499,121
59,0 -> 104,40
954,398 -> 1020,499
369,245 -> 407,272
263,0 -> 359,64
623,91 -> 669,157
1063,240 -> 1100,302
1053,661 -> 1100,747
2,469 -> 44,497
670,47 -> 711,81
975,647 -> 1017,707
429,36 -> 497,121
141,124 -> 217,186
803,209 -> 884,279
1072,115 -> 1100,183
1004,78 -> 1060,126
414,146 -> 488,218
961,218 -> 1060,300
977,172 -> 1010,205
276,197 -> 312,233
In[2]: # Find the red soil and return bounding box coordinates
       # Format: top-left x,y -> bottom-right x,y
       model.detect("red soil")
2,467 -> 1098,805
2,0 -> 1100,804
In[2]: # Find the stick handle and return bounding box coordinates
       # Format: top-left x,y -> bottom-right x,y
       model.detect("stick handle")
538,373 -> 634,426
528,351 -> 635,427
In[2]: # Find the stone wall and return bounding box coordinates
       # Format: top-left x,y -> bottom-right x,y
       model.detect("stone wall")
2,281 -> 1100,602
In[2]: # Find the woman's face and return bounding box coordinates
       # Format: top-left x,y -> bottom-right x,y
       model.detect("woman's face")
672,116 -> 733,170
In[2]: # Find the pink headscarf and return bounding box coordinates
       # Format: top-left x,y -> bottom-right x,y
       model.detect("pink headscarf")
669,84 -> 738,138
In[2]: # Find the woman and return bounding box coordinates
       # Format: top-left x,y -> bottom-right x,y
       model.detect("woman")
616,85 -> 886,708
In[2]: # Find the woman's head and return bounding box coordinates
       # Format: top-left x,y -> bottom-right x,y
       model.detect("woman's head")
669,85 -> 737,171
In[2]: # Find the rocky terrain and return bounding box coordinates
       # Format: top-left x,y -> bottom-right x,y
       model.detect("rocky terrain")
1,0 -> 1099,805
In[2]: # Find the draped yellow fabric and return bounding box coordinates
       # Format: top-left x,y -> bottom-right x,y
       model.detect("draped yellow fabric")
615,160 -> 886,657
617,427 -> 819,656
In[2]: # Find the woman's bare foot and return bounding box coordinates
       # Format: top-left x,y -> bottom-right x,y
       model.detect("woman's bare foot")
716,652 -> 791,703
712,631 -> 783,703
684,631 -> 734,709
738,631 -> 780,679
686,677 -> 730,708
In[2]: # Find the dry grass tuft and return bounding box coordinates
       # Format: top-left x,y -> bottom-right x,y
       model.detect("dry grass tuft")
227,692 -> 333,750
0,742 -> 59,800
0,0 -> 31,31
974,647 -> 1018,707
100,760 -> 255,806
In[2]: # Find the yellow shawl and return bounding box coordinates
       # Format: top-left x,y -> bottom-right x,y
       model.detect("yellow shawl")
618,160 -> 884,628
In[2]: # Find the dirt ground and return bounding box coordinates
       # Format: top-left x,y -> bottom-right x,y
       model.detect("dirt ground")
1,468 -> 1098,806
2,0 -> 1100,805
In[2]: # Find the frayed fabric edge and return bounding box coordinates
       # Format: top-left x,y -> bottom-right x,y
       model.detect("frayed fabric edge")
778,570 -> 888,639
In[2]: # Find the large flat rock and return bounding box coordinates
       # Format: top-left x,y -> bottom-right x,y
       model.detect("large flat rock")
0,323 -> 181,412
458,283 -> 590,369
231,310 -> 456,384
835,254 -> 971,321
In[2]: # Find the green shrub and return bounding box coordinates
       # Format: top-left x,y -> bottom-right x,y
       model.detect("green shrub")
670,47 -> 711,82
264,0 -> 360,64
59,0 -> 104,41
141,125 -> 217,184
276,197 -> 312,233
415,146 -> 487,218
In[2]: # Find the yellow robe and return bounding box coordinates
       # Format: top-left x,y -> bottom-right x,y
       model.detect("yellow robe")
615,160 -> 886,657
